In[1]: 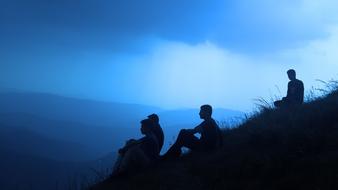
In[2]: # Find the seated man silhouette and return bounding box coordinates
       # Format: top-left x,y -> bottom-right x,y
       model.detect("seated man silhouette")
112,119 -> 159,176
148,113 -> 164,154
163,105 -> 222,159
274,69 -> 304,108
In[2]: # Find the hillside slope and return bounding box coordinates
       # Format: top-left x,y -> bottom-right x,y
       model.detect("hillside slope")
92,89 -> 338,190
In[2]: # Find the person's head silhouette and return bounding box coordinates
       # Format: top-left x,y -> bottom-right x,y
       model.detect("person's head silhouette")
147,113 -> 159,124
287,69 -> 296,81
140,119 -> 153,135
199,104 -> 213,120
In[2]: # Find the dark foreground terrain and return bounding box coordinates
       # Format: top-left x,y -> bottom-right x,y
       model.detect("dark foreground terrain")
92,86 -> 338,190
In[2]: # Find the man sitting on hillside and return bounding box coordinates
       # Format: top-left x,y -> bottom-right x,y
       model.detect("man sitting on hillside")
163,105 -> 222,159
112,119 -> 159,176
274,69 -> 304,108
148,113 -> 164,154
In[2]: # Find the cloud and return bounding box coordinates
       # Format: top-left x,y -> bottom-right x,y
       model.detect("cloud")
212,0 -> 338,52
1,0 -> 338,111
120,25 -> 338,111
279,26 -> 338,82
0,0 -> 224,52
3,24 -> 337,111
3,0 -> 338,54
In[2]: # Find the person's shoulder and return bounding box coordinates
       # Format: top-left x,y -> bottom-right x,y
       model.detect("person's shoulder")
208,118 -> 216,123
142,135 -> 157,145
296,79 -> 304,85
203,118 -> 217,126
211,118 -> 219,127
139,136 -> 148,142
200,119 -> 209,124
153,124 -> 163,133
196,120 -> 207,128
155,123 -> 163,130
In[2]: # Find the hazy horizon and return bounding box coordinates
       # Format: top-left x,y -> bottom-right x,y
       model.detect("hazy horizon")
0,87 -> 248,114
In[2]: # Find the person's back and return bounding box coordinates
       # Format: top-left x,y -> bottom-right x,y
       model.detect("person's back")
148,114 -> 164,154
287,78 -> 304,105
198,118 -> 221,150
153,123 -> 164,152
139,132 -> 159,161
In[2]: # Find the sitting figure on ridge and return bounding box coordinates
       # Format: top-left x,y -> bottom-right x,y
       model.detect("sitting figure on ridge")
274,69 -> 304,108
112,118 -> 159,176
163,104 -> 222,159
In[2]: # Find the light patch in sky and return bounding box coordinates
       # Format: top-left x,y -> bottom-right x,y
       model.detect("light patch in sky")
1,27 -> 338,112
121,26 -> 338,111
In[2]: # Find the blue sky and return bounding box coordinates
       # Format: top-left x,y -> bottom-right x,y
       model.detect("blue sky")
1,0 -> 338,111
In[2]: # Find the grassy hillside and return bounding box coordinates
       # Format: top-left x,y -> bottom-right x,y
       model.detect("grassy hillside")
92,87 -> 338,190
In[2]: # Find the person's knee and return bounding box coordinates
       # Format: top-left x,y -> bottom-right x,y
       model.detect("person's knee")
274,101 -> 279,107
178,129 -> 193,139
177,129 -> 186,138
173,129 -> 189,146
274,100 -> 283,108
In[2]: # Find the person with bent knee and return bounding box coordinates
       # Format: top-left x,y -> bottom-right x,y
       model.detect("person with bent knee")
274,69 -> 304,108
112,119 -> 159,176
163,104 -> 222,159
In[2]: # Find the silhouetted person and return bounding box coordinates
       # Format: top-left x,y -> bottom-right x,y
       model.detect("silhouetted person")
163,105 -> 222,159
112,119 -> 159,176
274,69 -> 304,108
148,113 -> 164,154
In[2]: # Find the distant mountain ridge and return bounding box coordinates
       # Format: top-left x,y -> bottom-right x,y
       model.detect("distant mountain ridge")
0,91 -> 244,155
0,124 -> 93,161
0,91 -> 244,126
0,91 -> 163,127
0,112 -> 126,159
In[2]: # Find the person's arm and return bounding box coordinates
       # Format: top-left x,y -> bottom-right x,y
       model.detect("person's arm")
185,123 -> 203,134
300,81 -> 304,103
286,82 -> 292,99
294,80 -> 304,103
118,138 -> 145,154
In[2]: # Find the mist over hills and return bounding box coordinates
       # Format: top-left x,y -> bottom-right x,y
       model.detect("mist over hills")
0,124 -> 94,161
0,91 -> 163,126
0,90 -> 244,189
0,91 -> 244,156
0,113 -> 124,159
